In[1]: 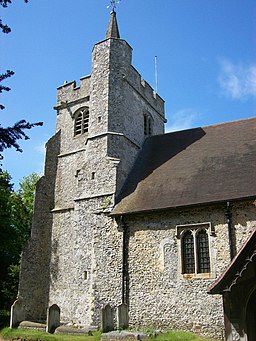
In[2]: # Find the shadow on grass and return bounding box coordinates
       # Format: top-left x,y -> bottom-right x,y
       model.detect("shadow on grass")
0,327 -> 102,341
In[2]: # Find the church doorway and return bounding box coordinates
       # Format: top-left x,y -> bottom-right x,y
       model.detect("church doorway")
246,288 -> 256,341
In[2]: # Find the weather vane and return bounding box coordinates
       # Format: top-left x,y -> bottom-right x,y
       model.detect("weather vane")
107,0 -> 121,12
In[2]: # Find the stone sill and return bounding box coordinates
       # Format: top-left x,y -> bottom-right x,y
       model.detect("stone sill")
182,272 -> 212,280
51,206 -> 74,213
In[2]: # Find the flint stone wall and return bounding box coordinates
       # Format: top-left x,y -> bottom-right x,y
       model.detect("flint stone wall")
18,132 -> 60,321
48,197 -> 123,327
17,26 -> 256,341
125,200 -> 256,339
44,36 -> 166,328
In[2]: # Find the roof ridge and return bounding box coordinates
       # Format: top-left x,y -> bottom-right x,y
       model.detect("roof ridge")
162,116 -> 256,137
201,116 -> 256,130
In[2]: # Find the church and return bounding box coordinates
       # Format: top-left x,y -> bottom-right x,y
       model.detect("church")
12,10 -> 256,341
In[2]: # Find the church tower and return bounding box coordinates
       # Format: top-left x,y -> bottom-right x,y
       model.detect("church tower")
17,11 -> 165,327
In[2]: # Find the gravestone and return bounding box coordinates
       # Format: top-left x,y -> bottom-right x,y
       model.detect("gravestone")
117,303 -> 128,330
10,299 -> 24,328
101,304 -> 114,332
46,304 -> 60,333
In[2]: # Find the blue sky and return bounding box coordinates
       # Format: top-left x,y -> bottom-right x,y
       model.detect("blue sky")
1,0 -> 256,188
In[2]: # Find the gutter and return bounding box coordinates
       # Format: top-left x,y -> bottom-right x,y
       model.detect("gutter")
110,196 -> 256,218
225,201 -> 235,260
119,216 -> 129,305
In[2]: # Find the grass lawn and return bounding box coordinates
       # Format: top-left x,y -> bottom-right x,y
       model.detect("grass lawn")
0,327 -> 220,341
148,330 -> 219,341
0,327 -> 101,341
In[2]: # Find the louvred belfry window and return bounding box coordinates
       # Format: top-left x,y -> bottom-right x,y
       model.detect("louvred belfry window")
74,108 -> 89,136
144,113 -> 152,136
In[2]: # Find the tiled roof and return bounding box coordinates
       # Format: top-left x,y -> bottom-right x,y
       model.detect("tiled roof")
112,117 -> 256,215
208,228 -> 256,294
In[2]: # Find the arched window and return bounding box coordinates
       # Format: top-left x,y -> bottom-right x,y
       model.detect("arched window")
144,113 -> 152,136
182,231 -> 195,274
177,223 -> 212,276
74,107 -> 89,136
196,230 -> 210,273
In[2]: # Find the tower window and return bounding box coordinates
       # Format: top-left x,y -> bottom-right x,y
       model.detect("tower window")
74,107 -> 89,136
144,113 -> 152,136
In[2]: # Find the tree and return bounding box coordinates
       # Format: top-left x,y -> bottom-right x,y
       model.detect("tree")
11,172 -> 40,247
0,0 -> 43,162
0,171 -> 15,308
0,171 -> 40,309
1,0 -> 28,34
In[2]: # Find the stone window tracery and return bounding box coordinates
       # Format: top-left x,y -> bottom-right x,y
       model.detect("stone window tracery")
74,107 -> 89,136
177,223 -> 212,276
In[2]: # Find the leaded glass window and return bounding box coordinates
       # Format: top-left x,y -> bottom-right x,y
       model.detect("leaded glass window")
182,231 -> 195,274
196,230 -> 210,273
177,223 -> 212,276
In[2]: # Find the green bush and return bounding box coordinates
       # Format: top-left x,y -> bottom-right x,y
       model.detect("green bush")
0,310 -> 10,329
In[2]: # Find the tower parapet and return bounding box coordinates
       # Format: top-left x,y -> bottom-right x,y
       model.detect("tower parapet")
56,75 -> 91,106
126,65 -> 165,120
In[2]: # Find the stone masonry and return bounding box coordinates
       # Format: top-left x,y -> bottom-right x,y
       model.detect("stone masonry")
18,11 -> 165,329
16,11 -> 256,340
124,200 -> 256,339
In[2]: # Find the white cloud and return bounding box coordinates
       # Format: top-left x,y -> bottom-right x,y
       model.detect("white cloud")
218,59 -> 256,99
36,161 -> 44,177
34,142 -> 46,154
166,109 -> 199,133
33,142 -> 46,176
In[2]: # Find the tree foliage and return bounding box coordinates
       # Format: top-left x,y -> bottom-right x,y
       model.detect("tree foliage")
0,70 -> 14,105
0,171 -> 40,309
0,120 -> 43,158
0,0 -> 28,34
0,171 -> 13,257
0,171 -> 15,308
0,0 -> 43,162
11,172 -> 40,245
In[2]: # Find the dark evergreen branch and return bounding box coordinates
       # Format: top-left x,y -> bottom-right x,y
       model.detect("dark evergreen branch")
0,0 -> 12,8
0,0 -> 28,8
0,19 -> 11,33
0,85 -> 11,93
0,120 -> 43,154
0,70 -> 15,82
0,0 -> 39,162
0,70 -> 15,109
